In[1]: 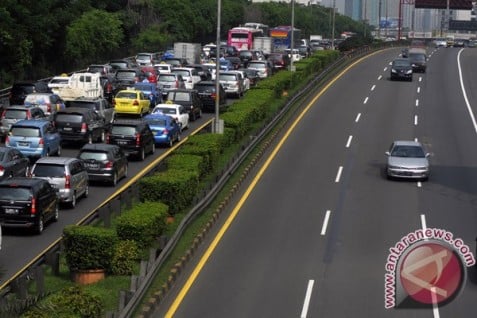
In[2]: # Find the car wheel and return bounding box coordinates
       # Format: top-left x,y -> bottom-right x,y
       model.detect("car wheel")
70,192 -> 77,209
139,147 -> 145,161
168,138 -> 173,147
150,142 -> 155,154
111,171 -> 118,186
35,216 -> 44,235
84,184 -> 89,198
53,203 -> 59,222
56,144 -> 62,156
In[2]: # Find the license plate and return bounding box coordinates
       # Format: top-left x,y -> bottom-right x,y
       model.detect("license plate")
5,208 -> 18,214
18,142 -> 29,147
117,140 -> 128,145
63,127 -> 72,131
86,163 -> 99,169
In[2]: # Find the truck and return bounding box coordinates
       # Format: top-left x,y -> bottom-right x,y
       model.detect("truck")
269,26 -> 301,52
173,42 -> 201,65
253,36 -> 273,55
309,35 -> 323,42
56,72 -> 103,101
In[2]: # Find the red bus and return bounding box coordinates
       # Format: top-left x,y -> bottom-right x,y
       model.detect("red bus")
227,27 -> 263,51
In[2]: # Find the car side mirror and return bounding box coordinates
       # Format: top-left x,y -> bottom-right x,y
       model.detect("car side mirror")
426,153 -> 431,158
385,151 -> 390,156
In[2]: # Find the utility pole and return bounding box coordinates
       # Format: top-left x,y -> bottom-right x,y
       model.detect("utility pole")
331,0 -> 336,50
214,0 -> 223,134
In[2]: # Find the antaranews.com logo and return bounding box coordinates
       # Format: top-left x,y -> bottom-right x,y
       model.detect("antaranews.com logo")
384,228 -> 475,309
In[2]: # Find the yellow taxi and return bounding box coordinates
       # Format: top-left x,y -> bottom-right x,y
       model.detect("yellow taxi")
113,89 -> 150,116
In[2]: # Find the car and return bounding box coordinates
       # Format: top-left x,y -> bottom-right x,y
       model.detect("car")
0,147 -> 30,180
30,157 -> 89,208
135,52 -> 161,66
285,49 -> 302,63
433,38 -> 447,47
267,53 -> 290,71
154,63 -> 173,74
64,97 -> 115,128
224,56 -> 242,70
187,64 -> 212,81
24,93 -> 66,117
86,64 -> 116,78
108,59 -> 137,71
218,71 -> 245,98
54,107 -> 108,145
0,105 -> 50,139
165,89 -> 203,121
171,67 -> 201,90
454,39 -> 466,47
390,58 -> 413,81
0,177 -> 59,234
47,76 -> 70,94
143,113 -> 181,147
106,120 -> 155,161
246,60 -> 273,78
238,50 -> 254,67
408,48 -> 427,73
385,140 -> 430,180
152,103 -> 189,131
193,81 -> 227,113
157,73 -> 186,98
5,119 -> 62,160
230,70 -> 250,91
133,82 -> 162,109
9,81 -> 51,106
113,90 -> 151,117
296,45 -> 311,58
112,68 -> 146,93
77,143 -> 128,186
240,68 -> 260,87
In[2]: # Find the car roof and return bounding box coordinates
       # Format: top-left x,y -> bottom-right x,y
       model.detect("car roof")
112,119 -> 144,126
144,113 -> 172,120
393,140 -> 423,147
168,88 -> 196,93
80,143 -> 119,151
34,156 -> 79,165
57,107 -> 91,114
116,89 -> 139,94
154,103 -> 181,109
0,177 -> 46,187
12,119 -> 50,127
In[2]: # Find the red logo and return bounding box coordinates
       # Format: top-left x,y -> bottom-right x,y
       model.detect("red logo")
399,242 -> 464,305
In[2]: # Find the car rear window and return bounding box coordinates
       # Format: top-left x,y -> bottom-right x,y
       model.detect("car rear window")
0,186 -> 32,200
66,101 -> 97,111
111,125 -> 137,135
168,92 -> 190,102
24,95 -> 49,104
10,127 -> 41,137
79,151 -> 108,161
154,107 -> 176,115
219,74 -> 237,81
55,114 -> 84,123
11,85 -> 35,94
116,92 -> 137,99
32,163 -> 65,177
248,63 -> 265,69
4,109 -> 28,119
195,85 -> 214,93
116,71 -> 136,79
159,75 -> 176,82
145,118 -> 167,126
172,70 -> 190,77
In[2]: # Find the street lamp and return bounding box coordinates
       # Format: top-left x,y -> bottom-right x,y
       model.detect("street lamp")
331,0 -> 336,50
214,0 -> 223,133
290,0 -> 295,72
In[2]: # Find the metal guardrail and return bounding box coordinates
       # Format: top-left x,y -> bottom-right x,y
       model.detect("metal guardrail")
0,45 -> 389,317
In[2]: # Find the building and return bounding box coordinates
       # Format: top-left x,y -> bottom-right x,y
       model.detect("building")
251,0 -> 313,4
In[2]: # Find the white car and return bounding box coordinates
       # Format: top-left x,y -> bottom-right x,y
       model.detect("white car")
154,63 -> 173,74
171,67 -> 201,89
48,76 -> 70,95
230,70 -> 250,91
152,103 -> 189,131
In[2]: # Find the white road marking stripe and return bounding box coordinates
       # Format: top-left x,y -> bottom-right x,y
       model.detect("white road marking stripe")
371,85 -> 376,91
378,75 -> 382,80
416,99 -> 419,107
417,87 -> 421,93
321,210 -> 331,235
300,280 -> 315,318
457,49 -> 477,136
414,115 -> 418,126
355,113 -> 361,122
419,77 -> 423,82
363,97 -> 369,104
345,135 -> 353,148
335,166 -> 343,183
421,214 -> 427,231
431,287 -> 441,318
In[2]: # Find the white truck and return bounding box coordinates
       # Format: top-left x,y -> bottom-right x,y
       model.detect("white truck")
253,37 -> 273,55
173,42 -> 202,64
56,72 -> 104,101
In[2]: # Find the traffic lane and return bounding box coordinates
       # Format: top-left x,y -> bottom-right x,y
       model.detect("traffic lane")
416,47 -> 477,316
0,113 -> 214,287
162,49 -> 424,317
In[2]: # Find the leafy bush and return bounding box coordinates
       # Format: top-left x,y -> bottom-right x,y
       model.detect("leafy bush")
165,154 -> 207,177
63,225 -> 117,272
110,240 -> 140,276
114,201 -> 168,248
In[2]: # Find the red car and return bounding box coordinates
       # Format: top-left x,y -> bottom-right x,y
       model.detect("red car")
140,66 -> 158,84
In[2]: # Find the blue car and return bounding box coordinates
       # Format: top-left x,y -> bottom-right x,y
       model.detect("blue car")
5,119 -> 62,160
219,59 -> 233,71
143,113 -> 181,147
133,82 -> 162,108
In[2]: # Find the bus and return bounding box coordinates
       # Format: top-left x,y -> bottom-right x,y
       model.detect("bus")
227,27 -> 263,51
270,26 -> 301,52
243,22 -> 269,37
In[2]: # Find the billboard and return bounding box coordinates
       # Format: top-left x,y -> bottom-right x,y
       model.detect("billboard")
379,18 -> 399,29
449,20 -> 477,31
414,0 -> 472,10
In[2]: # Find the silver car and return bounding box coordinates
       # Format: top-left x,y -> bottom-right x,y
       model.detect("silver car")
30,157 -> 89,208
385,140 -> 430,180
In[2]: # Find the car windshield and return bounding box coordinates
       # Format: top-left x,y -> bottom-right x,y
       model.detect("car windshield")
116,92 -> 137,99
154,107 -> 176,115
79,151 -> 108,161
169,92 -> 190,102
55,114 -> 83,123
136,54 -> 151,60
391,145 -> 425,158
111,125 -> 137,135
393,60 -> 410,67
4,109 -> 28,119
10,127 -> 40,137
0,187 -> 32,201
409,54 -> 426,62
32,164 -> 65,177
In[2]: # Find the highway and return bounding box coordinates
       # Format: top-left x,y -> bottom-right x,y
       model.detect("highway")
153,47 -> 477,317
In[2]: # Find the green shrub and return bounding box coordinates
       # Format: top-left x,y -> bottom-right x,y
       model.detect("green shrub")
114,201 -> 168,248
63,225 -> 117,272
165,154 -> 207,176
110,240 -> 140,276
138,169 -> 200,214
175,135 -> 222,172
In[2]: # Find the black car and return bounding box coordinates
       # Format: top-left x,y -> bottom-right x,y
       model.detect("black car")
54,107 -> 108,145
408,48 -> 427,73
0,177 -> 59,234
166,89 -> 203,121
238,50 -> 254,68
9,81 -> 50,105
112,68 -> 145,94
187,64 -> 212,81
193,81 -> 227,113
0,147 -> 30,180
225,56 -> 242,70
390,58 -> 413,81
106,120 -> 155,161
108,59 -> 137,71
240,68 -> 260,87
78,143 -> 128,186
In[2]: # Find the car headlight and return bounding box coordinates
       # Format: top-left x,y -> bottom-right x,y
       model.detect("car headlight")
391,69 -> 397,73
406,70 -> 412,74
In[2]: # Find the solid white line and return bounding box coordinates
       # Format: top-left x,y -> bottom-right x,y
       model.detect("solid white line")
457,49 -> 477,136
417,87 -> 421,93
345,135 -> 353,148
415,99 -> 419,107
363,97 -> 369,104
378,75 -> 382,80
371,84 -> 376,91
431,287 -> 441,318
335,166 -> 343,183
420,214 -> 427,231
321,210 -> 331,235
355,113 -> 361,122
300,280 -> 315,318
414,115 -> 418,126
